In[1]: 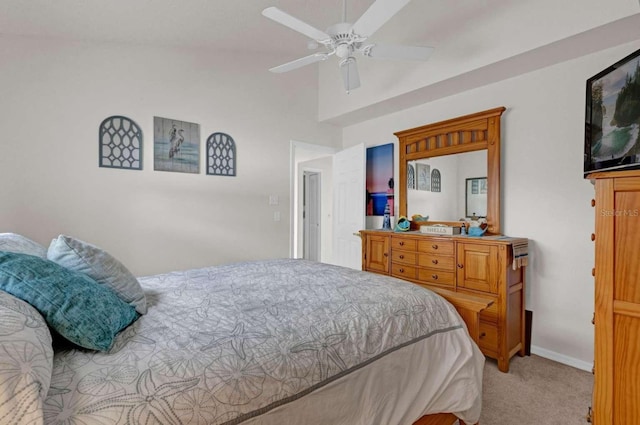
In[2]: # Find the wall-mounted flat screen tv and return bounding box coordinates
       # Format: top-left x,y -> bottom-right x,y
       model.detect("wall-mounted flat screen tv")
584,47 -> 640,177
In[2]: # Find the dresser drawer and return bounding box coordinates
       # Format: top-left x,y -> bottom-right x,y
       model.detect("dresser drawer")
417,239 -> 454,255
391,237 -> 417,251
391,250 -> 417,265
391,263 -> 417,279
478,321 -> 498,355
417,268 -> 455,286
418,253 -> 455,271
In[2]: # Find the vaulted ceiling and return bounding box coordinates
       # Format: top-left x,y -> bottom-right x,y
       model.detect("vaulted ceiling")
2,0 -> 640,124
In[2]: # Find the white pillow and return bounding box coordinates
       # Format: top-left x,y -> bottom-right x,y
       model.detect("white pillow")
0,290 -> 53,424
0,233 -> 47,258
47,235 -> 147,314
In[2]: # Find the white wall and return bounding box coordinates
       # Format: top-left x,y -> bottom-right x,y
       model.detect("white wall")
342,40 -> 640,368
0,35 -> 340,275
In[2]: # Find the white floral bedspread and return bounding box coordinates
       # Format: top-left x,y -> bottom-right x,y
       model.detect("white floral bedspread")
43,259 -> 482,425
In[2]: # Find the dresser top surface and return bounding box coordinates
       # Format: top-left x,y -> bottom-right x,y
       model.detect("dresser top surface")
360,229 -> 527,245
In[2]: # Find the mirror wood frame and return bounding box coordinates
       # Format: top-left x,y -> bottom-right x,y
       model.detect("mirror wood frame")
395,107 -> 505,235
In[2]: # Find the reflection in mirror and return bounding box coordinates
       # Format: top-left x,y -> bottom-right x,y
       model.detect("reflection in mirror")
466,177 -> 487,218
406,150 -> 487,221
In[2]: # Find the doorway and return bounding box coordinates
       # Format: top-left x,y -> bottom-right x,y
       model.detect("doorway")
303,171 -> 321,261
290,141 -> 336,262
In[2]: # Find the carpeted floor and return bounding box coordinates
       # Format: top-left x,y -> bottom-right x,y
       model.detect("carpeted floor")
479,355 -> 593,425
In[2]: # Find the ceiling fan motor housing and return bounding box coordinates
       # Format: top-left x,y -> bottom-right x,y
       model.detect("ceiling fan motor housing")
326,23 -> 365,58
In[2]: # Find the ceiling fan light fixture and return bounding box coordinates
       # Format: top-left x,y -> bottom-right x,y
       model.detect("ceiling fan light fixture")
336,43 -> 350,58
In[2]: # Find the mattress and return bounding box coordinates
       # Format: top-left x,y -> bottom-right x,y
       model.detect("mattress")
42,259 -> 483,424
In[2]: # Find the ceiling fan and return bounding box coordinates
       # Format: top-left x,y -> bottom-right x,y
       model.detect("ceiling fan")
262,0 -> 433,93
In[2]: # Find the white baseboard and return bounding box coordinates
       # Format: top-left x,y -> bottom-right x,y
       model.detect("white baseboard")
530,345 -> 593,372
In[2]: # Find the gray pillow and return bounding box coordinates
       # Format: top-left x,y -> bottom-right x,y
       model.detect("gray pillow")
0,290 -> 53,424
47,235 -> 147,314
0,233 -> 47,258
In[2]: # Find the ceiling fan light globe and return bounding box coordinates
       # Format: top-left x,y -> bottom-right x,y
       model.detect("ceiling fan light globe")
336,44 -> 350,58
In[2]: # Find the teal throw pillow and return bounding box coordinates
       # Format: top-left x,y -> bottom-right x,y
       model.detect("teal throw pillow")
0,251 -> 138,351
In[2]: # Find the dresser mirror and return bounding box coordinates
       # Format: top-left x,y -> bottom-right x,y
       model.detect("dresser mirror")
395,107 -> 505,234
407,150 -> 487,222
465,177 -> 488,218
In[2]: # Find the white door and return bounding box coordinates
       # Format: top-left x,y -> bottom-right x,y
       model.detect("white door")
333,144 -> 365,269
304,172 -> 321,261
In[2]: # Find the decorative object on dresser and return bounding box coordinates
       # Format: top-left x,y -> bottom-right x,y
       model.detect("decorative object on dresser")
206,132 -> 237,176
361,107 -> 529,373
98,115 -> 143,170
589,169 -> 640,424
420,224 -> 461,235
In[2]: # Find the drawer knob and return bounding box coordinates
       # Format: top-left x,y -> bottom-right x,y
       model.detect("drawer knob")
592,267 -> 595,277
399,268 -> 405,273
457,263 -> 464,269
399,254 -> 404,259
432,244 -> 438,250
591,233 -> 596,241
432,259 -> 438,265
479,332 -> 486,338
592,313 -> 595,325
431,274 -> 438,280
399,241 -> 405,246
591,199 -> 595,207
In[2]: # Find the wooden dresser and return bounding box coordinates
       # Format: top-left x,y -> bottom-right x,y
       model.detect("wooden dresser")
590,170 -> 640,424
361,229 -> 527,372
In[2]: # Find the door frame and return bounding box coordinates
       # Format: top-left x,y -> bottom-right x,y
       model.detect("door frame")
289,140 -> 336,259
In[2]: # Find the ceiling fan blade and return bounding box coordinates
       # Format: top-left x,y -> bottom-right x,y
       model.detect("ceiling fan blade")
269,53 -> 329,73
364,44 -> 434,61
262,7 -> 331,42
352,0 -> 412,38
340,57 -> 361,92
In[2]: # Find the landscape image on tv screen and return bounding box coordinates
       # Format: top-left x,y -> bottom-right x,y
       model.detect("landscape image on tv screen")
586,49 -> 640,175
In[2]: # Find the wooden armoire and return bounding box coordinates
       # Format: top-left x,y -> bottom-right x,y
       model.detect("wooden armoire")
591,169 -> 640,424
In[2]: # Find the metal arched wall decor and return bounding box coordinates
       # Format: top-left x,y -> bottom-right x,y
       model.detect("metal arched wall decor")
407,163 -> 415,189
99,116 -> 143,170
206,132 -> 236,176
431,169 -> 441,192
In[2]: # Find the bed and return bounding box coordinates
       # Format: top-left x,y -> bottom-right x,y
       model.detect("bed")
0,234 -> 484,425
